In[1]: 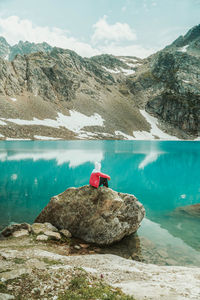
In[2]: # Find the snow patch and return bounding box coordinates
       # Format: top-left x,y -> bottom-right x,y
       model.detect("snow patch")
102,66 -> 135,75
120,58 -> 139,63
10,97 -> 17,102
34,135 -> 62,140
178,45 -> 188,52
125,62 -> 138,68
133,110 -> 179,140
133,130 -> 154,140
115,130 -> 134,140
6,138 -> 31,140
182,79 -> 190,84
120,68 -> 135,75
102,66 -> 120,74
4,110 -> 104,135
0,120 -> 7,125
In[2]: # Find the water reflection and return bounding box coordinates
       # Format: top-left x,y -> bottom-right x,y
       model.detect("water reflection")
1,140 -> 200,265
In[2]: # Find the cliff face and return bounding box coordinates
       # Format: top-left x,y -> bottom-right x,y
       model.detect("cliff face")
127,24 -> 200,137
0,25 -> 200,140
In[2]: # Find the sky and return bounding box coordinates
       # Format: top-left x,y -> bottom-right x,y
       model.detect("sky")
0,0 -> 199,58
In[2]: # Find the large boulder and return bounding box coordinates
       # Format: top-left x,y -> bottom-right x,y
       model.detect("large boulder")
35,185 -> 145,245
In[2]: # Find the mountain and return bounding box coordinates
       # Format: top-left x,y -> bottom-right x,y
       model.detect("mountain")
0,25 -> 199,140
0,37 -> 53,61
127,24 -> 200,137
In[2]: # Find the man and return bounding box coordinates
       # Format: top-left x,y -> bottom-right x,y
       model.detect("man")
89,162 -> 110,188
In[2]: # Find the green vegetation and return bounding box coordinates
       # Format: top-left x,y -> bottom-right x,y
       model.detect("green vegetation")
13,257 -> 26,264
58,270 -> 135,300
42,257 -> 63,266
0,282 -> 7,293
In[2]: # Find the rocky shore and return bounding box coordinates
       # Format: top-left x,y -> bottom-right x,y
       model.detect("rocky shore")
0,225 -> 200,300
1,187 -> 200,299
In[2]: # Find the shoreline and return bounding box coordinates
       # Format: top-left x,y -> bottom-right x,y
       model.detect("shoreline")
0,231 -> 200,300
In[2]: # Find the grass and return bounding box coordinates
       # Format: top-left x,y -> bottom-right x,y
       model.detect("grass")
58,270 -> 135,300
13,257 -> 26,264
0,282 -> 7,293
42,257 -> 63,266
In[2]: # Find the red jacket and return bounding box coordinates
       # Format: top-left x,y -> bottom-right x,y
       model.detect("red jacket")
89,172 -> 110,188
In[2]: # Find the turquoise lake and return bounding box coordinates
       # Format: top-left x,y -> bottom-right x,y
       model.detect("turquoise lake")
1,140 -> 200,266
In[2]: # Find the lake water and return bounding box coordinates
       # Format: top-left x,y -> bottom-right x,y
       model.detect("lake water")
1,140 -> 200,266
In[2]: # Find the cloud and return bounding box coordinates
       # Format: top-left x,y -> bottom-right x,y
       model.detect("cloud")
0,15 -> 99,57
98,43 -> 156,59
0,15 -> 156,58
91,15 -> 137,44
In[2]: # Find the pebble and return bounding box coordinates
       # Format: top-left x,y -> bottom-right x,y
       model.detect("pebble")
12,229 -> 29,238
79,243 -> 90,249
74,245 -> 81,250
60,229 -> 72,238
43,231 -> 61,240
36,234 -> 48,241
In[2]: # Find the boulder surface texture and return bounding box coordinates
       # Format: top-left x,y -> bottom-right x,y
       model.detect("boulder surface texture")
35,185 -> 145,245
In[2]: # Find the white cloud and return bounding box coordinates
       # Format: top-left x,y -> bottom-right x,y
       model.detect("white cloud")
97,43 -> 156,59
0,15 -> 156,58
0,16 -> 99,57
91,15 -> 136,44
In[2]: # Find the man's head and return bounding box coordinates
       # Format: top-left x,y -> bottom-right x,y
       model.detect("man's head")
95,161 -> 101,172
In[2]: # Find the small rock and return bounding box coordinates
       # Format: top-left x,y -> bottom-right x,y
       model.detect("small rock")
60,229 -> 72,238
43,231 -> 61,240
0,293 -> 15,300
1,268 -> 32,281
1,223 -> 31,237
79,243 -> 89,249
36,234 -> 49,241
74,245 -> 81,250
12,229 -> 29,238
32,223 -> 58,235
31,287 -> 40,294
94,248 -> 101,252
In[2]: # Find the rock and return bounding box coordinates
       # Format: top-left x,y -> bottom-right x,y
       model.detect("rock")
74,245 -> 81,250
173,203 -> 200,218
36,234 -> 49,241
79,243 -> 90,249
0,293 -> 15,300
12,229 -> 29,238
31,222 -> 58,235
35,185 -> 145,245
43,231 -> 61,240
1,223 -> 31,237
60,229 -> 72,238
0,268 -> 32,281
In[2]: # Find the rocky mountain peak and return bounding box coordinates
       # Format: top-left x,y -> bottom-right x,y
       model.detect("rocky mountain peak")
165,24 -> 200,54
0,36 -> 11,59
